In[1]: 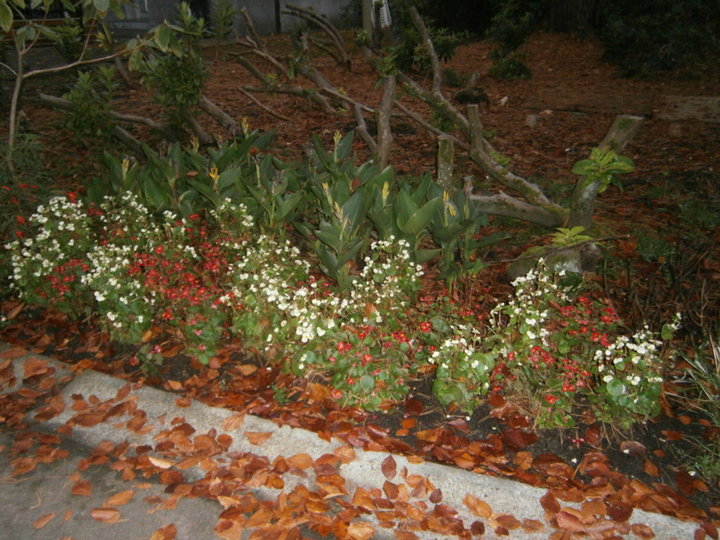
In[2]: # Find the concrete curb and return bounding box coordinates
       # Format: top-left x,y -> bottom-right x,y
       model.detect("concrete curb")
0,345 -> 700,539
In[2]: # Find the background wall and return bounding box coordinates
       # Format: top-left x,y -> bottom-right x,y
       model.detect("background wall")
107,0 -> 357,38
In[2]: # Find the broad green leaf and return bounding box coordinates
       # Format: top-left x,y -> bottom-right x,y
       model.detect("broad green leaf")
341,191 -> 365,231
571,159 -> 595,176
414,248 -> 441,263
93,0 -> 109,13
358,375 -> 375,392
276,192 -> 303,221
0,4 -> 12,32
605,379 -> 625,397
399,196 -> 442,236
394,188 -> 419,226
315,221 -> 342,251
154,24 -> 171,52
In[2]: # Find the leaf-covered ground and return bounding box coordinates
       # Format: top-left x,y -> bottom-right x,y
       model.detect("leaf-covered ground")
3,31 -> 720,531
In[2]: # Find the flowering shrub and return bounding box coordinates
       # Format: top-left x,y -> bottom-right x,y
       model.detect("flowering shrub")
434,263 -> 676,429
6,193 -> 94,315
4,190 -> 678,425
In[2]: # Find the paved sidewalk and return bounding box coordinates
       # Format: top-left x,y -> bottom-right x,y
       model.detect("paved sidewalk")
0,344 -> 701,539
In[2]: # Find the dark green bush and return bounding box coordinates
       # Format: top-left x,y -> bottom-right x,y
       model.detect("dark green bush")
598,0 -> 720,76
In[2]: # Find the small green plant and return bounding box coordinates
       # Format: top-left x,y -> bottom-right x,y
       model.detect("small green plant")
488,50 -> 531,80
211,0 -> 237,41
130,3 -> 207,123
677,332 -> 720,483
62,67 -> 118,144
0,132 -> 50,243
571,147 -> 635,193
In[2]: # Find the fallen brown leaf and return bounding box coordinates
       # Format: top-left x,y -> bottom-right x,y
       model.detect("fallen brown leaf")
463,493 -> 493,519
23,356 -> 49,378
104,489 -> 134,507
148,456 -> 175,469
245,431 -> 273,445
221,413 -> 245,432
287,453 -> 313,469
643,459 -> 660,478
90,507 -> 121,523
32,512 -> 56,529
381,455 -> 397,480
347,522 -> 375,540
71,479 -> 92,496
236,364 -> 258,375
151,523 -> 177,540
620,440 -> 647,457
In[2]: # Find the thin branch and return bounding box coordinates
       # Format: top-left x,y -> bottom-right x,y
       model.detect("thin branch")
242,85 -> 334,113
489,235 -> 630,266
38,93 -> 172,134
353,104 -> 377,153
199,95 -> 241,136
318,87 -> 374,114
468,191 -> 564,227
232,54 -> 272,86
237,87 -> 291,121
283,3 -> 350,69
393,100 -> 468,150
181,109 -> 216,147
409,7 -> 441,93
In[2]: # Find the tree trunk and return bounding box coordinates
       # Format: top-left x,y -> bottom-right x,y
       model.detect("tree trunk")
544,0 -> 602,32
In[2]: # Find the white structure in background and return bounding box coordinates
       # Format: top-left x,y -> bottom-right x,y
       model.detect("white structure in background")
371,0 -> 392,29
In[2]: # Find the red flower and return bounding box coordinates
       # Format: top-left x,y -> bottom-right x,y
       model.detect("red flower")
419,321 -> 433,333
331,389 -> 343,399
336,342 -> 352,353
544,394 -> 559,405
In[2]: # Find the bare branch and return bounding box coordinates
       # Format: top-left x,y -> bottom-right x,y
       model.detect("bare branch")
409,7 -> 441,93
353,104 -> 377,153
393,100 -> 467,150
199,95 -> 241,136
376,75 -> 395,168
242,85 -> 334,114
181,109 -> 216,147
318,87 -> 374,114
38,92 -> 172,134
468,192 -> 564,227
283,3 -> 351,69
237,88 -> 291,122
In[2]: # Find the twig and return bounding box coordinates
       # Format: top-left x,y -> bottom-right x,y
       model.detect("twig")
199,95 -> 241,136
488,235 -> 630,266
353,103 -> 377,153
237,87 -> 291,121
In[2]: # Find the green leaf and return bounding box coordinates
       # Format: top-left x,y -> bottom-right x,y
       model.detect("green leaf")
571,159 -> 595,176
660,323 -> 674,341
605,379 -> 625,397
93,0 -> 109,13
399,196 -> 442,236
0,4 -> 13,32
414,248 -> 441,263
315,221 -> 342,252
276,192 -> 303,221
154,24 -> 172,52
341,191 -> 366,232
358,375 -> 375,392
